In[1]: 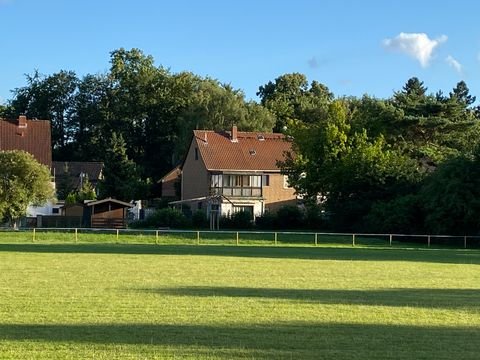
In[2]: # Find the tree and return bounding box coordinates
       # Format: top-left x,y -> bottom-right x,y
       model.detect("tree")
65,175 -> 97,205
98,132 -> 146,201
0,104 -> 12,118
420,153 -> 480,235
70,73 -> 112,161
10,70 -> 79,159
257,73 -> 333,131
0,151 -> 55,228
450,81 -> 476,107
280,100 -> 422,230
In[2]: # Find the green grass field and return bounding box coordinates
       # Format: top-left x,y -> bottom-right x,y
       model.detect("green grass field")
0,231 -> 479,359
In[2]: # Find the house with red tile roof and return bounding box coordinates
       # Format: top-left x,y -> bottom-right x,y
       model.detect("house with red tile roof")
0,115 -> 52,168
171,126 -> 298,223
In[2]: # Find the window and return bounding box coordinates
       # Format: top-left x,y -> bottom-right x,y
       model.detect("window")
250,175 -> 261,187
197,202 -> 202,210
262,175 -> 270,186
52,208 -> 59,214
211,174 -> 223,188
195,148 -> 199,160
210,173 -> 262,198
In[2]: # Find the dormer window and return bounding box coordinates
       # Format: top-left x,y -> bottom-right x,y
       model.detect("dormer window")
257,134 -> 265,141
249,149 -> 256,156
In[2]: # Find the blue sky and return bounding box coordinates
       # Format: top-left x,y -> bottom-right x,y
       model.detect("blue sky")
1,0 -> 480,104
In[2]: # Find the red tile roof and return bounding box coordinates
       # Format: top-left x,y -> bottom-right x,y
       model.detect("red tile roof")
192,128 -> 292,171
0,116 -> 52,167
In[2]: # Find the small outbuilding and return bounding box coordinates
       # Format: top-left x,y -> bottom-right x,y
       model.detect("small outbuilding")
84,198 -> 134,228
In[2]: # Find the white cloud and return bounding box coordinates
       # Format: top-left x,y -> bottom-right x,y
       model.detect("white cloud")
446,55 -> 463,74
383,32 -> 447,67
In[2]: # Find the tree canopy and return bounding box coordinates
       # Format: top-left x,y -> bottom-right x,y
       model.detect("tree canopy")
0,151 -> 55,228
4,48 -> 480,234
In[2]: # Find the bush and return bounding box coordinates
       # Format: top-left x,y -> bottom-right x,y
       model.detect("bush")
220,211 -> 253,229
275,205 -> 305,229
130,208 -> 190,229
303,204 -> 325,230
363,194 -> 423,234
255,211 -> 277,229
192,210 -> 208,229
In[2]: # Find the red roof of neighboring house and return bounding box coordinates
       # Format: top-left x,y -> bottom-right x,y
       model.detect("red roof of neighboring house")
0,116 -> 52,167
159,165 -> 181,183
192,128 -> 292,171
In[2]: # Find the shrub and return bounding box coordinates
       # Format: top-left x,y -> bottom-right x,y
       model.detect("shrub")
275,205 -> 305,229
303,204 -> 325,230
130,207 -> 190,229
220,211 -> 253,229
192,210 -> 208,229
255,212 -> 276,229
363,194 -> 423,234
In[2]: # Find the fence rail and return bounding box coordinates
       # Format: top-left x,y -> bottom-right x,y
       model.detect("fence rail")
1,228 -> 479,249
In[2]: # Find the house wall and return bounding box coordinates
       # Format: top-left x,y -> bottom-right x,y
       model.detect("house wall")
27,201 -> 50,217
263,173 -> 297,212
182,138 -> 209,201
220,201 -> 263,219
162,178 -> 179,198
26,181 -> 59,216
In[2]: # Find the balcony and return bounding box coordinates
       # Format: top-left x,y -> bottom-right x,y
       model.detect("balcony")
211,187 -> 262,198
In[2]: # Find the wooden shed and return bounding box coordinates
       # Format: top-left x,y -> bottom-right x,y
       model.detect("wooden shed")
85,198 -> 133,228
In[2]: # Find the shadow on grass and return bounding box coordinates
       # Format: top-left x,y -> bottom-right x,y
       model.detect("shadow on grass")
137,286 -> 480,309
0,243 -> 479,265
0,322 -> 479,359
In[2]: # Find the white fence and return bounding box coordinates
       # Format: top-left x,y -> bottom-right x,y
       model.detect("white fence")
3,228 -> 478,249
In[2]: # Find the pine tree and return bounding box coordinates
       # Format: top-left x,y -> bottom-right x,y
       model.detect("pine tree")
99,132 -> 146,201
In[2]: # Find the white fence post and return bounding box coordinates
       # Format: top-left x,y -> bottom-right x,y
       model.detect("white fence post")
315,233 -> 318,246
352,234 -> 355,247
274,232 -> 277,246
389,234 -> 392,246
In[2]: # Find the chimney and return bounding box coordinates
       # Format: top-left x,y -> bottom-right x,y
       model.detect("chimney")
231,125 -> 238,142
18,115 -> 27,128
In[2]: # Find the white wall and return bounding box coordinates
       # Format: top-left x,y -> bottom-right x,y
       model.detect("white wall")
220,200 -> 263,219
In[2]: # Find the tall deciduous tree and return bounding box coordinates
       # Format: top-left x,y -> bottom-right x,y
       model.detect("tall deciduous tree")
280,100 -> 422,230
0,151 -> 55,228
10,70 -> 79,159
257,73 -> 333,131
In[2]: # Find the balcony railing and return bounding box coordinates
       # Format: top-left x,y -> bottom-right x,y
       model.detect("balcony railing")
211,187 -> 262,197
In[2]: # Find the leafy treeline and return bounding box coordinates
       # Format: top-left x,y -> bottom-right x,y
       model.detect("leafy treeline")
273,76 -> 480,235
4,48 -> 275,199
4,48 -> 480,234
